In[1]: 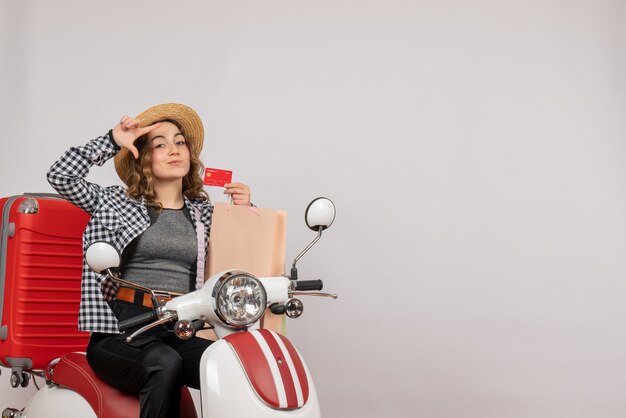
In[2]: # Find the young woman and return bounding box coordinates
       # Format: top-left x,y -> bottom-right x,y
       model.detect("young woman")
47,103 -> 252,418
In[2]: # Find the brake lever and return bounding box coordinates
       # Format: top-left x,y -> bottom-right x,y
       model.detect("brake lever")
125,312 -> 176,342
290,291 -> 338,299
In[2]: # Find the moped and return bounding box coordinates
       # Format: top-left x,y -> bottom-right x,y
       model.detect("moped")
1,197 -> 337,418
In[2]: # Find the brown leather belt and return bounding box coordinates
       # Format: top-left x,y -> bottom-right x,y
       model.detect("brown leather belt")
116,287 -> 172,308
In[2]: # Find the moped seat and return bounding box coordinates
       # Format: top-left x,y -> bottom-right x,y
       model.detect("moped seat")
50,352 -> 197,418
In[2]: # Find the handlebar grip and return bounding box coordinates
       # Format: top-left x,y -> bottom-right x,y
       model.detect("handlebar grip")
294,280 -> 324,291
270,303 -> 286,315
192,320 -> 206,332
118,311 -> 158,332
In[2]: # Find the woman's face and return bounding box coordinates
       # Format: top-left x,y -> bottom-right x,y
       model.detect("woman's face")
146,121 -> 191,183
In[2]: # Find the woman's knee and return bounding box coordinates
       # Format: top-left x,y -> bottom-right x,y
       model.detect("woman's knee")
143,344 -> 183,383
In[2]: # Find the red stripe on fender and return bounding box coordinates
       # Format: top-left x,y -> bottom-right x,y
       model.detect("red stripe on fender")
258,330 -> 299,408
224,332 -> 280,408
276,332 -> 310,405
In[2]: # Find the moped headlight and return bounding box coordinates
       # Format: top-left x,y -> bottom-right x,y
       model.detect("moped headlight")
215,272 -> 267,328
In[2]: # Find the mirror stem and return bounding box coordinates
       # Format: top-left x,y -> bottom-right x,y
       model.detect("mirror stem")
290,227 -> 323,280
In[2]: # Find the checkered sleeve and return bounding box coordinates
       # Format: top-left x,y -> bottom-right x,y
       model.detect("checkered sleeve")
47,132 -> 120,214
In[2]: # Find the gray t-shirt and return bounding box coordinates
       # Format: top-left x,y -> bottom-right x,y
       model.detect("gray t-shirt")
121,206 -> 197,294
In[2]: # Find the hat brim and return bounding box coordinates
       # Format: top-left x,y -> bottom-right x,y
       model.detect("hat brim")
114,103 -> 204,185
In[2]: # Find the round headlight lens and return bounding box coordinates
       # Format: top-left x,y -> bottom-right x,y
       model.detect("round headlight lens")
215,273 -> 267,327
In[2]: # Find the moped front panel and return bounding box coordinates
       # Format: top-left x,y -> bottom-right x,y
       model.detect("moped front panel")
200,333 -> 320,418
225,329 -> 309,409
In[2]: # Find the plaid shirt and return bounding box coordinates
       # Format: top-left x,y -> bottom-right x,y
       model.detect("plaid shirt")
47,132 -> 213,334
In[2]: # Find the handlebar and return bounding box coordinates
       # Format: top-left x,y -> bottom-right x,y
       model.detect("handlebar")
117,279 -> 328,334
118,311 -> 158,332
293,279 -> 324,291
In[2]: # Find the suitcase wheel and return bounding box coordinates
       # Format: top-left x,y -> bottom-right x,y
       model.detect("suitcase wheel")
9,371 -> 29,388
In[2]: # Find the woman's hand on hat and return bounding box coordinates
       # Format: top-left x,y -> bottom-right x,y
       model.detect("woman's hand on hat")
112,116 -> 162,159
224,183 -> 251,206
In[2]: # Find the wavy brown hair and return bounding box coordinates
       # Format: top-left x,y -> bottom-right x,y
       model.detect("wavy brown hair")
125,119 -> 208,208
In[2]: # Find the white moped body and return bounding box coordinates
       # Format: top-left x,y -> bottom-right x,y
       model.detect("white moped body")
22,385 -> 95,418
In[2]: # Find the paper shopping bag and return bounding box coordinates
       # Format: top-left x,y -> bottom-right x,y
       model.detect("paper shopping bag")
202,202 -> 287,337
207,203 -> 287,278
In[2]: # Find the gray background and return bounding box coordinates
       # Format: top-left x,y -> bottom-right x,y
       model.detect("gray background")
1,1 -> 625,417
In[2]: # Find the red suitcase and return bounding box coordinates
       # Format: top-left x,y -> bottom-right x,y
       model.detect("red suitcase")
0,194 -> 90,384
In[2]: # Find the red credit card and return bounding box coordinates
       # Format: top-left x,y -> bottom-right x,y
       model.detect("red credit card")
204,167 -> 232,187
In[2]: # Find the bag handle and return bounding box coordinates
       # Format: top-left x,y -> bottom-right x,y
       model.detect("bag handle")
194,209 -> 206,290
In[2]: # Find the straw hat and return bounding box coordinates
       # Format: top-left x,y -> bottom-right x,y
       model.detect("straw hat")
114,103 -> 204,185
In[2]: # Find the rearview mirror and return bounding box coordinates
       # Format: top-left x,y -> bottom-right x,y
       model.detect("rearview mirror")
305,197 -> 336,231
85,242 -> 121,273
291,197 -> 336,280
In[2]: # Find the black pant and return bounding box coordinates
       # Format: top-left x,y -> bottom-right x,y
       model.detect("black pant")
86,300 -> 212,418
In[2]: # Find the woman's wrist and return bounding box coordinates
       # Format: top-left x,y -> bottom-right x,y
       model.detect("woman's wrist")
108,129 -> 121,151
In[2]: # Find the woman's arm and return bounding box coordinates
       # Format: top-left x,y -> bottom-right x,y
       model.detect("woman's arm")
46,132 -> 120,214
47,117 -> 161,214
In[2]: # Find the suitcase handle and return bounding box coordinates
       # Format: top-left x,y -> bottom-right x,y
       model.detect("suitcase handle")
23,193 -> 63,199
